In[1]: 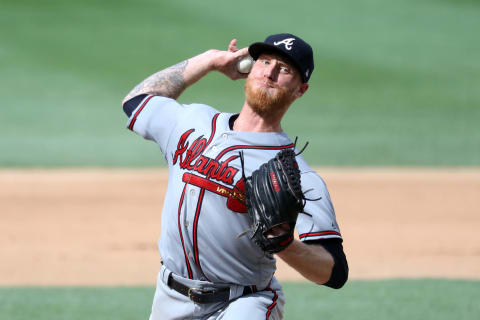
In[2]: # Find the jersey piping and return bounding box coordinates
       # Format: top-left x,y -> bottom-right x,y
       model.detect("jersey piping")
215,143 -> 295,161
128,94 -> 154,131
192,188 -> 208,280
178,113 -> 220,279
265,286 -> 279,319
299,230 -> 342,240
177,184 -> 194,279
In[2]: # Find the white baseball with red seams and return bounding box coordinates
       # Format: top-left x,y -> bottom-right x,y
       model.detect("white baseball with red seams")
127,94 -> 342,319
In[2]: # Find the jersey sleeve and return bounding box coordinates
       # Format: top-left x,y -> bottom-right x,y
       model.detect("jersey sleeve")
125,94 -> 186,154
296,170 -> 343,241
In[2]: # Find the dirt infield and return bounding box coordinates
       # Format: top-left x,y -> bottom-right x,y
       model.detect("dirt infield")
1,168 -> 479,286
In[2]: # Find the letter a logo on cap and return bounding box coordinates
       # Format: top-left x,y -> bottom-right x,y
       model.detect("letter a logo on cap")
274,38 -> 295,50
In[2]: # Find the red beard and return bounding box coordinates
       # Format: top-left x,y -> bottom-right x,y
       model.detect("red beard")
244,78 -> 295,117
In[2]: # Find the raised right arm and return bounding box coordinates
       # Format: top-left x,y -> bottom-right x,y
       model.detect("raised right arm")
122,40 -> 249,105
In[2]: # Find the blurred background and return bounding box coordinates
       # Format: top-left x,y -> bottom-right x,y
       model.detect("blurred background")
2,0 -> 479,167
1,0 -> 479,319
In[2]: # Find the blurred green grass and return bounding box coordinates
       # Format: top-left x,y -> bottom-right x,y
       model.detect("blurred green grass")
1,0 -> 479,166
1,280 -> 479,320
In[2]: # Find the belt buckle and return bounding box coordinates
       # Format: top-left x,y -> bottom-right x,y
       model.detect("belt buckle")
187,287 -> 212,302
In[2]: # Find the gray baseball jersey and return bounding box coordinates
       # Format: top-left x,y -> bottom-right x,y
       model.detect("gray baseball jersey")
126,94 -> 342,289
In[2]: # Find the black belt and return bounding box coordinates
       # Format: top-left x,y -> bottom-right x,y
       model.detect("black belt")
167,273 -> 254,304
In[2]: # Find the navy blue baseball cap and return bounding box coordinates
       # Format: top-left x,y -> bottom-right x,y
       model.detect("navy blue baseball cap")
248,33 -> 314,83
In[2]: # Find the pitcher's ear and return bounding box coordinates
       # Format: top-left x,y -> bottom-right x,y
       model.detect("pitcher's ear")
295,83 -> 309,98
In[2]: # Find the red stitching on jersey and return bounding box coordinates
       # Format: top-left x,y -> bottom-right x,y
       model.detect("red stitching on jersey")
206,113 -> 220,147
189,113 -> 218,281
177,184 -> 193,279
193,188 -> 207,279
265,287 -> 279,319
299,231 -> 341,239
128,94 -> 154,131
176,113 -> 226,282
223,154 -> 240,165
215,143 -> 295,161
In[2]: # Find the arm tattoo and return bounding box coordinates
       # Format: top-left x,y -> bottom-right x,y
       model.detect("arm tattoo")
125,60 -> 188,101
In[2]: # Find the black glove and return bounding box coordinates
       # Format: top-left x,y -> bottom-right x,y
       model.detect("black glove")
240,147 -> 308,254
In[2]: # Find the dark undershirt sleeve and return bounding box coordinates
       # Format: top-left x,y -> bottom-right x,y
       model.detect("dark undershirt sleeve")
123,94 -> 148,117
228,113 -> 239,130
304,238 -> 349,289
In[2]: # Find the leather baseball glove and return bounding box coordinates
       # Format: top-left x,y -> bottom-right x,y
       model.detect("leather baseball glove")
239,145 -> 313,254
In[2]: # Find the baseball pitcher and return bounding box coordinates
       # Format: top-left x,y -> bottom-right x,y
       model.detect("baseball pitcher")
122,33 -> 348,320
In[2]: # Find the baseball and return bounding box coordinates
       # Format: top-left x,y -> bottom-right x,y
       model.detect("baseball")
237,56 -> 254,74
